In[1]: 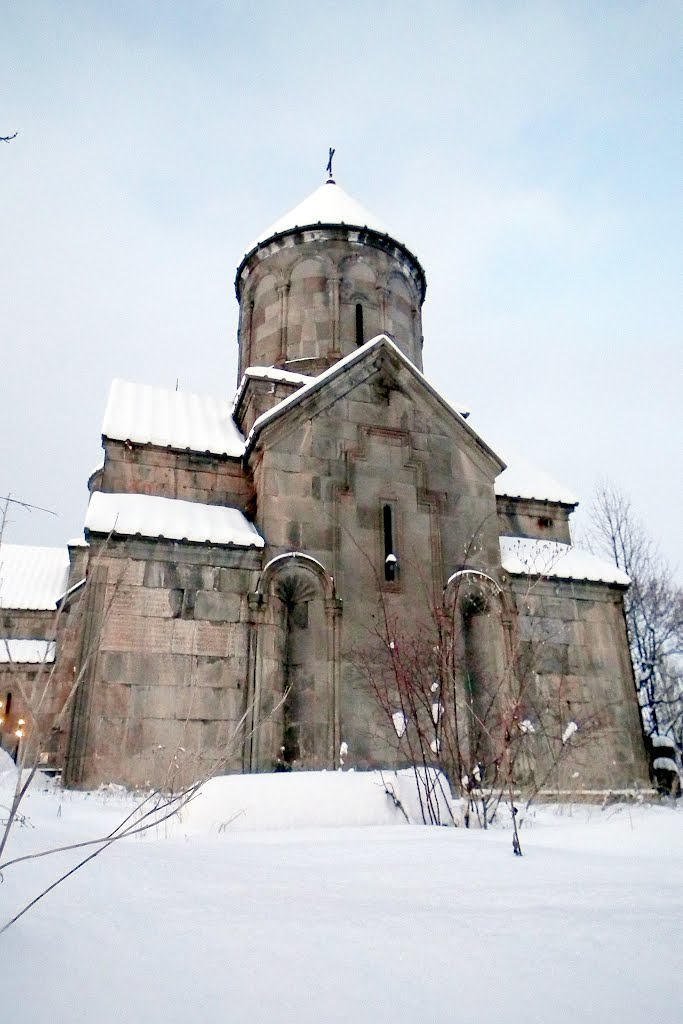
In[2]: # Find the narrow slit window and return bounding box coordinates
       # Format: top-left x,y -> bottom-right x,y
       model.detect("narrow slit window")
383,504 -> 397,582
5,692 -> 12,719
355,303 -> 364,346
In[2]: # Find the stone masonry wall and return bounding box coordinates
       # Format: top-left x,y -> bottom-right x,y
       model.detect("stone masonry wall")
65,538 -> 262,790
98,441 -> 254,515
507,576 -> 649,791
496,496 -> 573,543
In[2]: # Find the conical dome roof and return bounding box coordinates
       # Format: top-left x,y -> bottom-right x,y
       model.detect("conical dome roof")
251,180 -> 390,247
241,180 -> 420,267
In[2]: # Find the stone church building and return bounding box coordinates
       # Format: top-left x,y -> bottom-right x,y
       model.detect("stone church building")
0,173 -> 650,794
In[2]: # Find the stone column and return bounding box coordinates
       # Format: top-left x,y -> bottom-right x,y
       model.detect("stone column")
276,281 -> 290,364
239,299 -> 254,380
327,274 -> 341,359
325,595 -> 343,767
244,591 -> 264,772
376,284 -> 389,334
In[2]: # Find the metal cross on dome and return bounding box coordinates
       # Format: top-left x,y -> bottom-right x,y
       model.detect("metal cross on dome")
326,147 -> 335,183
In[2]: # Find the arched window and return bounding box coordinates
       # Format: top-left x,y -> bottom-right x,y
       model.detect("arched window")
355,303 -> 364,346
383,504 -> 397,582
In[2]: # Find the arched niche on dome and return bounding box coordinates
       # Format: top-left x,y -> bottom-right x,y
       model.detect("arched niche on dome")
243,271 -> 281,370
385,271 -> 422,364
248,553 -> 341,771
286,257 -> 332,362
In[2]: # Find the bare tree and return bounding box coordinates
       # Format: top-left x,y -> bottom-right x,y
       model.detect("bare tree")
589,482 -> 683,755
355,546 -> 599,855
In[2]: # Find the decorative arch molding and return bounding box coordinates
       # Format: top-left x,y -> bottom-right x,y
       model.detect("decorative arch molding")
286,251 -> 337,284
254,551 -> 338,604
444,568 -> 503,611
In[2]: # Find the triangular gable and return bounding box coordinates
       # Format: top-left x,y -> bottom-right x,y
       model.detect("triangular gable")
245,334 -> 505,473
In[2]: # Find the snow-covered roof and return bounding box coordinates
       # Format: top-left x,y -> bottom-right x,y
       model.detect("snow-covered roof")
246,334 -> 478,455
248,181 -> 396,253
84,492 -> 264,548
0,545 -> 70,610
495,455 -> 578,505
0,639 -> 56,664
231,365 -> 314,417
500,537 -> 630,586
103,379 -> 245,457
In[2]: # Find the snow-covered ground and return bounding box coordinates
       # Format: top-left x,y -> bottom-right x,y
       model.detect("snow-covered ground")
1,763 -> 681,1024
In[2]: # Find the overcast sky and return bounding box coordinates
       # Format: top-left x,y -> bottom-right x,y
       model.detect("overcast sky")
2,1 -> 680,570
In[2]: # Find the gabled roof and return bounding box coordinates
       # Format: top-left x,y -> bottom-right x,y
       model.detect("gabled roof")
85,492 -> 264,548
103,379 -> 245,457
0,544 -> 70,610
500,537 -> 629,586
245,334 -> 497,467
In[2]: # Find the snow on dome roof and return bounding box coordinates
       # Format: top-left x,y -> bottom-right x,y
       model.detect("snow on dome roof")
0,544 -> 70,610
85,492 -> 264,548
500,537 -> 630,586
245,181 -> 414,259
102,379 -> 245,457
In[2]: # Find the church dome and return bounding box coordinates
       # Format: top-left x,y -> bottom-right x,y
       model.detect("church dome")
235,175 -> 427,379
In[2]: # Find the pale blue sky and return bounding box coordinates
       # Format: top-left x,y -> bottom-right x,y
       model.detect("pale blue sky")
1,1 -> 680,567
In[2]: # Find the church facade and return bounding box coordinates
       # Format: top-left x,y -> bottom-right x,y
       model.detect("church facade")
0,174 -> 650,795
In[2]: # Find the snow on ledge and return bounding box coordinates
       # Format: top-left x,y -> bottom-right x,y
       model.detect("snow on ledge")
500,537 -> 630,586
84,492 -> 264,548
0,639 -> 56,664
231,365 -> 314,416
653,757 -> 680,775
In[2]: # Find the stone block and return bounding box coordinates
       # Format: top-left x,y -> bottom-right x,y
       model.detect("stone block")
217,567 -> 253,594
194,591 -> 242,623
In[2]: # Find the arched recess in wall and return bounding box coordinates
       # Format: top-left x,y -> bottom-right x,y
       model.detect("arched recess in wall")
386,271 -> 420,363
248,553 -> 341,772
247,272 -> 281,367
442,569 -> 509,781
286,258 -> 331,361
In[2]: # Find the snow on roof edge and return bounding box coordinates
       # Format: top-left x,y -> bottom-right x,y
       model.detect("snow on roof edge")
500,537 -> 630,586
84,492 -> 264,549
231,366 -> 314,418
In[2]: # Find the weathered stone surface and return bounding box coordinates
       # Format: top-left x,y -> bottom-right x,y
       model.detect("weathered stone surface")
194,591 -> 241,623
